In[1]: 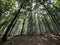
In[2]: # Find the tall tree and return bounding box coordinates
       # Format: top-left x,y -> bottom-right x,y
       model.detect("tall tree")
1,0 -> 28,41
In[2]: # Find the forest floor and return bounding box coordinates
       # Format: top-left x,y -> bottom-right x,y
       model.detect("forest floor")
1,33 -> 60,45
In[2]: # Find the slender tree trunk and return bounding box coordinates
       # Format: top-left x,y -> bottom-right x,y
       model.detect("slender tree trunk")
42,15 -> 52,33
0,25 -> 7,35
41,3 -> 60,34
7,19 -> 17,36
20,16 -> 26,36
27,13 -> 33,35
53,10 -> 60,23
2,3 -> 23,42
37,15 -> 42,34
33,15 -> 38,34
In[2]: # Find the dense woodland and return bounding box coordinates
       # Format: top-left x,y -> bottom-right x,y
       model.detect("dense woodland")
0,0 -> 60,45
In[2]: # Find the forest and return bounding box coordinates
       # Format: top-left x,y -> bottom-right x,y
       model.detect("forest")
0,0 -> 60,45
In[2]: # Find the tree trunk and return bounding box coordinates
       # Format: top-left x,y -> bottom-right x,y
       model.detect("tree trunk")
20,16 -> 26,36
7,19 -> 17,36
27,13 -> 33,35
2,4 -> 23,42
41,3 -> 60,34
